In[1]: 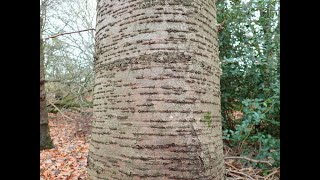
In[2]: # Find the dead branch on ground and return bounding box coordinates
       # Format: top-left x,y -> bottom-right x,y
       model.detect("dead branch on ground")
225,156 -> 273,166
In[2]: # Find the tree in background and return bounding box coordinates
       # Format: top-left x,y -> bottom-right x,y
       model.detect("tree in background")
40,0 -> 96,148
42,0 -> 96,112
40,16 -> 54,150
88,0 -> 225,179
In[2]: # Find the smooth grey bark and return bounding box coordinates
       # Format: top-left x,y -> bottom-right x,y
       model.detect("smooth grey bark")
40,16 -> 53,150
88,0 -> 225,179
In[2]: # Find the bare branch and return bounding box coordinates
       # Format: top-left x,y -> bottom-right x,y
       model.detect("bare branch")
44,28 -> 95,40
225,162 -> 240,170
226,170 -> 255,180
45,79 -> 61,83
48,101 -> 76,122
264,168 -> 280,180
225,156 -> 273,166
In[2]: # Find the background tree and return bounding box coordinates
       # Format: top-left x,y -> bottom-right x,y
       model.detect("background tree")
88,0 -> 225,179
40,0 -> 96,140
40,16 -> 54,150
40,0 -> 96,149
42,0 -> 96,113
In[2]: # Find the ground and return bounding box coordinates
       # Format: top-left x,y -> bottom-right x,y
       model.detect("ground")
40,110 -> 279,180
40,110 -> 91,180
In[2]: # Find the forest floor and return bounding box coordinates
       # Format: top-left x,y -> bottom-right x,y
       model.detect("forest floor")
40,110 -> 279,180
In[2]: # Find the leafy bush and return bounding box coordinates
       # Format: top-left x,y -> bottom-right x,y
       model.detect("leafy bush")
217,0 -> 280,167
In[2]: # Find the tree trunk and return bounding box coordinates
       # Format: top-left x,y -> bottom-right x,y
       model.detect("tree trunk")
88,0 -> 225,179
40,16 -> 53,150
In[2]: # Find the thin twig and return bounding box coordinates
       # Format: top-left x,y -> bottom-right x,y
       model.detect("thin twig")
264,169 -> 279,179
44,28 -> 95,40
48,101 -> 76,122
227,169 -> 255,180
217,19 -> 226,32
228,172 -> 243,179
228,172 -> 245,179
44,79 -> 61,83
239,124 -> 254,151
225,156 -> 273,166
251,170 -> 265,179
253,174 -> 266,179
226,162 -> 240,170
224,145 -> 233,156
240,167 -> 253,172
